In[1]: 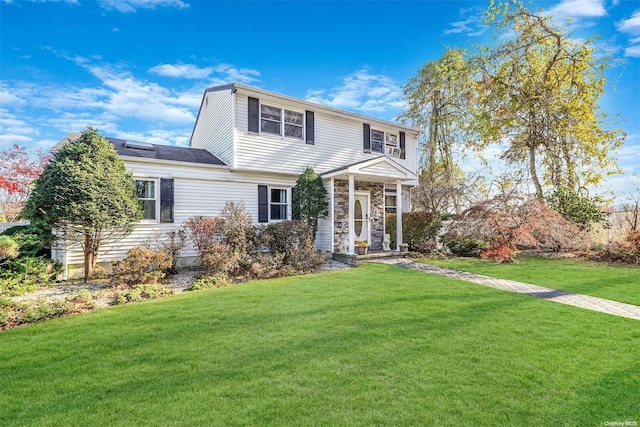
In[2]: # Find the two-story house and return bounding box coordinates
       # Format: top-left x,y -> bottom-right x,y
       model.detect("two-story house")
54,83 -> 420,278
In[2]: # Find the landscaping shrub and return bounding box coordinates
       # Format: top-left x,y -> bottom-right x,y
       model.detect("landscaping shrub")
115,284 -> 174,305
0,236 -> 19,265
444,235 -> 488,257
258,220 -> 326,271
1,224 -> 55,258
111,247 -> 172,286
185,216 -> 223,253
187,275 -> 233,291
219,201 -> 256,254
591,230 -> 640,264
143,226 -> 188,274
0,257 -> 62,296
0,290 -> 96,330
200,241 -> 247,276
444,192 -> 582,262
250,252 -> 292,279
385,212 -> 441,251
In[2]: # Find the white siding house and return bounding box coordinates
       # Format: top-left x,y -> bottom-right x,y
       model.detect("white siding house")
58,83 -> 421,278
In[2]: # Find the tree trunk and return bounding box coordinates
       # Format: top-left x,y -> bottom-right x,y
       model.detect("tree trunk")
84,233 -> 94,283
529,145 -> 543,199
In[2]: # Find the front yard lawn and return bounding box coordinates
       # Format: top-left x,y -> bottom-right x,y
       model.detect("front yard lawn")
423,256 -> 640,306
1,263 -> 638,426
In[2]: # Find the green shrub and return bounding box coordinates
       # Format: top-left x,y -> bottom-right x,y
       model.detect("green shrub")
187,275 -> 233,291
115,284 -> 174,304
445,235 -> 487,257
385,212 -> 442,251
0,236 -> 19,265
0,257 -> 62,296
1,224 -> 55,258
111,247 -> 172,286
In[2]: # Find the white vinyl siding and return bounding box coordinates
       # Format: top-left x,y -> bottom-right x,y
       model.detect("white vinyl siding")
61,159 -> 298,276
190,88 -> 234,167
235,93 -> 418,182
314,179 -> 332,251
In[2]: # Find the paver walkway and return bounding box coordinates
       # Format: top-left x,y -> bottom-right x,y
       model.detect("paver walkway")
370,258 -> 640,321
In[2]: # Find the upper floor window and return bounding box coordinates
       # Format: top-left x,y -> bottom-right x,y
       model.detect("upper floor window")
135,179 -> 156,220
364,124 -> 404,158
371,129 -> 385,153
260,104 -> 304,140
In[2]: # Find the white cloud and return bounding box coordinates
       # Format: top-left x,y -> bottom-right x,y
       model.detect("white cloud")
624,45 -> 640,57
616,10 -> 640,57
99,0 -> 188,13
548,0 -> 607,18
149,63 -> 213,79
305,68 -> 404,115
0,89 -> 27,106
444,7 -> 488,37
616,10 -> 640,34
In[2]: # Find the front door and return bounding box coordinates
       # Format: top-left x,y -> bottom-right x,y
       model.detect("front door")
353,194 -> 369,243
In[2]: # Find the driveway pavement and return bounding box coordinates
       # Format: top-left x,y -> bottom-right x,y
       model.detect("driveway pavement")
370,259 -> 640,321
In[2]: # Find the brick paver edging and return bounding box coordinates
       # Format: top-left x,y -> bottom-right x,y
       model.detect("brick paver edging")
370,259 -> 640,321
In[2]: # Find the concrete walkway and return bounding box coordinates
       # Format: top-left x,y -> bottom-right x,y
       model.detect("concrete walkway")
370,259 -> 640,321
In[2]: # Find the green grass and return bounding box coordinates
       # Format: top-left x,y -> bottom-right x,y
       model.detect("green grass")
1,264 -> 639,426
423,256 -> 640,306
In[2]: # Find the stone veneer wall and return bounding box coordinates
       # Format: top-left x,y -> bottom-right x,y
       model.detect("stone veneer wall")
333,180 -> 385,253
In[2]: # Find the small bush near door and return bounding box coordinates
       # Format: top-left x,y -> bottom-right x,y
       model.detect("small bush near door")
385,212 -> 442,251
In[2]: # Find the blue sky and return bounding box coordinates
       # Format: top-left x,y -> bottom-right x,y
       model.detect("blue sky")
1,0 -> 639,203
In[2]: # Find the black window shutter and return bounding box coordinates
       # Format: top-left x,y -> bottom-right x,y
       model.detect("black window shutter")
248,97 -> 260,133
160,178 -> 174,223
305,110 -> 315,145
258,185 -> 268,223
399,132 -> 406,159
363,123 -> 371,152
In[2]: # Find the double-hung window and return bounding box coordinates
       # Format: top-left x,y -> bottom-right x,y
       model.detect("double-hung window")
135,179 -> 157,221
260,104 -> 304,140
370,129 -> 385,153
270,188 -> 288,220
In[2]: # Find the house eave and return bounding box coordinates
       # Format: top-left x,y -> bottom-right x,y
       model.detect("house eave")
118,155 -> 230,170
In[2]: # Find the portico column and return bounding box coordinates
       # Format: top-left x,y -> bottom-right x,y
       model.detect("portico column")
396,180 -> 403,251
348,174 -> 355,255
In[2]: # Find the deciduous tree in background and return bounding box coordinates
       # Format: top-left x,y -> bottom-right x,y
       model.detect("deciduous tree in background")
292,167 -> 328,239
0,145 -> 51,222
472,1 -> 624,198
23,127 -> 142,281
401,48 -> 482,214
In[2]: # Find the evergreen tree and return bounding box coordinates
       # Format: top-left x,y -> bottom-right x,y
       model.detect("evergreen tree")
292,167 -> 329,239
23,127 -> 142,281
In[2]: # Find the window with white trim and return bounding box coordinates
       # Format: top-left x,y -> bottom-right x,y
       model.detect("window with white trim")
135,179 -> 157,221
270,188 -> 288,220
260,104 -> 304,140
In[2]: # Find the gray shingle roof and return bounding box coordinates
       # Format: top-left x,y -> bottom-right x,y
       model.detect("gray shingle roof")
109,138 -> 226,166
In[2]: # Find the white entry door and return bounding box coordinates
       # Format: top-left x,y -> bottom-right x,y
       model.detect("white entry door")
353,194 -> 369,243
